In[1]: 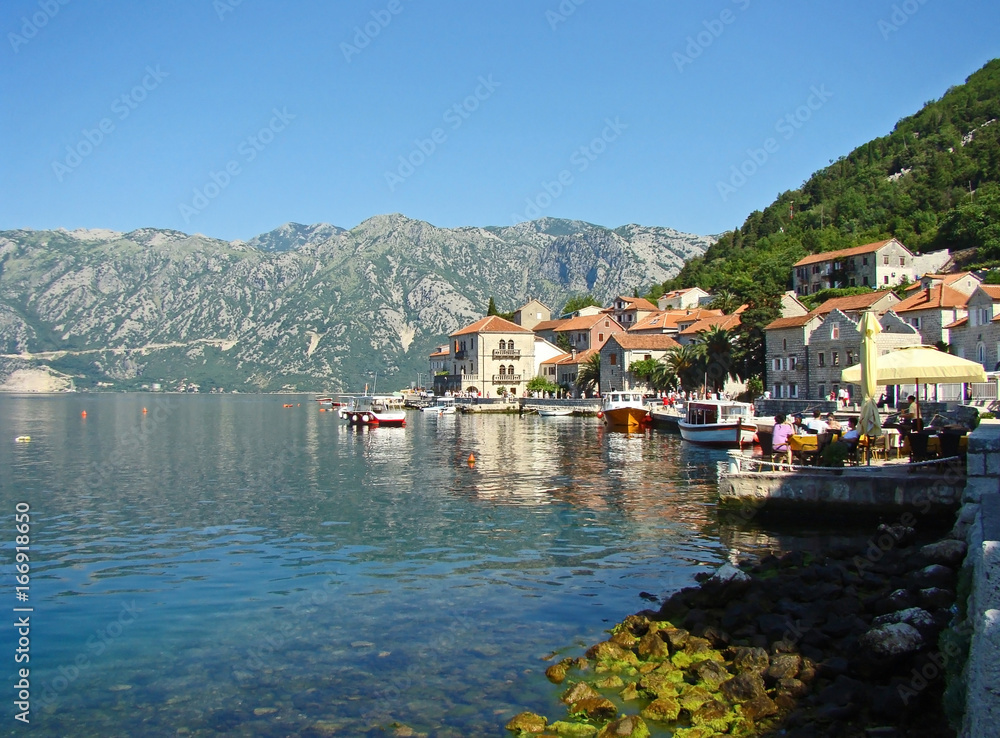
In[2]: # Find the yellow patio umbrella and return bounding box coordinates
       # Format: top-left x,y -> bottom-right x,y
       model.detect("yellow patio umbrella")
841,344 -> 988,423
857,312 -> 882,457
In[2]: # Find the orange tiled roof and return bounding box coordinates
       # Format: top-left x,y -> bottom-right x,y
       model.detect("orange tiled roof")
554,347 -> 601,365
532,319 -> 568,332
765,315 -> 818,330
450,315 -> 533,336
429,349 -> 449,357
812,291 -> 899,315
978,285 -> 1000,300
906,272 -> 977,291
793,239 -> 899,268
678,313 -> 742,335
606,333 -> 681,351
944,316 -> 968,329
893,284 -> 969,313
611,295 -> 659,311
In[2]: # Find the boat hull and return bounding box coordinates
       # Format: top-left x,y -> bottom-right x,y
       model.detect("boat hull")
537,408 -> 573,417
603,407 -> 649,429
678,421 -> 757,448
346,410 -> 406,427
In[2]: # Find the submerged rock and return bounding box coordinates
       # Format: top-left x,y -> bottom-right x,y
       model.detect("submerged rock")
640,695 -> 681,722
595,714 -> 650,738
561,682 -> 600,705
505,712 -> 547,733
548,721 -> 598,736
570,697 -> 617,721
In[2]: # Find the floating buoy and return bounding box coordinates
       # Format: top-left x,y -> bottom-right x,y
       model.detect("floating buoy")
467,453 -> 476,465
81,411 -> 87,418
15,436 -> 30,443
319,407 -> 326,412
596,410 -> 603,419
142,407 -> 147,414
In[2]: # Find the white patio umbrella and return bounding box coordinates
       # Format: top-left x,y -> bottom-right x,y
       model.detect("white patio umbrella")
842,344 -> 988,423
857,312 -> 882,462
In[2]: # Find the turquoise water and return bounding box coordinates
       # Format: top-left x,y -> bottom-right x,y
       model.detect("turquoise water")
0,395 -> 732,736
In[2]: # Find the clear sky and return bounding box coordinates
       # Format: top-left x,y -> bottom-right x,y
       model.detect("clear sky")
2,0 -> 999,242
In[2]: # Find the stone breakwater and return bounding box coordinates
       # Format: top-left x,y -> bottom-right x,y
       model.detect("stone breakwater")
506,527 -> 968,737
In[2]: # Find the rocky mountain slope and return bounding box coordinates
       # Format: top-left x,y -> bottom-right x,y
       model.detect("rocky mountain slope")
0,215 -> 711,392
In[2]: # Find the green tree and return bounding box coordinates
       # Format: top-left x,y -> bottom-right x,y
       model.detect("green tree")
487,297 -> 498,316
526,376 -> 559,394
695,326 -> 737,392
707,289 -> 741,314
662,344 -> 704,393
555,333 -> 571,352
628,358 -> 660,385
561,294 -> 602,315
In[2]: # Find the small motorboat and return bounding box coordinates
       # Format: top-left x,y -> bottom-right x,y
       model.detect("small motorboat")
677,399 -> 757,448
536,407 -> 573,417
599,392 -> 649,430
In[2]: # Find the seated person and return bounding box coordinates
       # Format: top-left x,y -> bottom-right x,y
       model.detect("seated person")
825,412 -> 842,433
771,414 -> 795,465
804,410 -> 828,434
841,417 -> 861,443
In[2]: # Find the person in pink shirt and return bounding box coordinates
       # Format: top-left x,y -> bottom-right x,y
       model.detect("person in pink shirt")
771,413 -> 795,466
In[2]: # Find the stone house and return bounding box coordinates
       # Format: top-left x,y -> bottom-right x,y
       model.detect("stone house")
599,334 -> 680,394
764,314 -> 821,400
791,239 -> 949,296
811,291 -> 901,321
437,316 -> 536,395
604,296 -> 660,329
892,284 -> 969,347
950,284 -> 1000,369
532,313 -> 623,352
512,299 -> 551,330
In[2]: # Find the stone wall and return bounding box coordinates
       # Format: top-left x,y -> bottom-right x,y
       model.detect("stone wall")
960,419 -> 1000,737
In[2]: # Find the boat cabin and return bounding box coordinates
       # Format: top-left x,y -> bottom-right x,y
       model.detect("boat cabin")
686,401 -> 753,425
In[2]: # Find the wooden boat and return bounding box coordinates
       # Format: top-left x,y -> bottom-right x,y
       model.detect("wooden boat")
599,392 -> 649,430
422,397 -> 457,415
678,399 -> 757,448
536,406 -> 573,417
346,396 -> 406,427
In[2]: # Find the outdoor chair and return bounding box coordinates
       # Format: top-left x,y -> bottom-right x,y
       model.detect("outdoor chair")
909,431 -> 934,462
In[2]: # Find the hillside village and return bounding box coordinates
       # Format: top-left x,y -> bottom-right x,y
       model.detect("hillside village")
429,238 -> 1000,404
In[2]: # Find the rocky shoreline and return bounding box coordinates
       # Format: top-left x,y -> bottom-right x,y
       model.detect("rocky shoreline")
506,521 -> 970,737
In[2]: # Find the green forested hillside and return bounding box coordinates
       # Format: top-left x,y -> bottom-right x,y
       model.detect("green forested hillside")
656,59 -> 1000,304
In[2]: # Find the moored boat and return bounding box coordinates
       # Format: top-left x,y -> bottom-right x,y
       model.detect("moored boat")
422,397 -> 457,415
599,392 -> 649,430
346,396 -> 407,427
678,399 -> 757,448
536,406 -> 574,417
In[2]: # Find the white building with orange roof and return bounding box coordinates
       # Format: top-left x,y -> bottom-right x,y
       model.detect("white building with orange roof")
949,284 -> 1000,369
603,295 -> 660,328
533,313 -> 623,352
428,345 -> 450,378
791,238 -> 949,296
676,312 -> 742,346
907,271 -> 982,296
657,287 -> 710,310
892,284 -> 969,346
437,315 -> 536,395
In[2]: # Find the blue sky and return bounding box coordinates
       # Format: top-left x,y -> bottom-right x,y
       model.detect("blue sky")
2,0 -> 999,242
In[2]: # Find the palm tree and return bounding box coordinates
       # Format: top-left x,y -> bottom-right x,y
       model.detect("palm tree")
707,289 -> 741,314
575,354 -> 602,394
696,326 -> 736,392
663,344 -> 704,393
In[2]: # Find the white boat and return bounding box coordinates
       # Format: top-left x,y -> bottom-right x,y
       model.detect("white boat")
677,399 -> 757,448
345,396 -> 407,427
422,397 -> 457,415
598,392 -> 649,430
536,406 -> 573,417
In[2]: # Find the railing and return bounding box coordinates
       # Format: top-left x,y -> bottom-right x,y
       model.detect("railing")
492,374 -> 522,383
492,349 -> 521,359
970,380 -> 999,402
454,350 -> 467,360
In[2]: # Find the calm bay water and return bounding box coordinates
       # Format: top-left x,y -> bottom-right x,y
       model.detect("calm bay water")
0,394 -> 737,737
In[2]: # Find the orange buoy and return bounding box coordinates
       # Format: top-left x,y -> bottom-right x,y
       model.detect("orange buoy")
142,407 -> 148,414
467,453 -> 476,465
319,407 -> 326,412
81,411 -> 87,418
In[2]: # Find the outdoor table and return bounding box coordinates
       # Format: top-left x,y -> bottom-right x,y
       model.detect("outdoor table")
790,434 -> 818,465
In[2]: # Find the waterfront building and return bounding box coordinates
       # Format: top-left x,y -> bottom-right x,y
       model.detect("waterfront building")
599,333 -> 680,394
436,316 -> 536,395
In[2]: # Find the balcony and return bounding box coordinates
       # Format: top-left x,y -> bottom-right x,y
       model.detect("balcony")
492,374 -> 522,383
454,350 -> 467,360
492,348 -> 521,359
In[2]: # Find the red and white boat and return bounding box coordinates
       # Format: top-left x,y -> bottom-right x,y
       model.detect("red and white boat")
677,399 -> 756,448
345,396 -> 406,427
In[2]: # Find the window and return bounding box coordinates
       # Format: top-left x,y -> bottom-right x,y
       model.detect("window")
773,384 -> 781,398
782,338 -> 787,350
978,343 -> 986,364
818,384 -> 826,400
789,356 -> 797,370
849,278 -> 856,287
812,265 -> 820,274
610,354 -> 617,365
832,351 -> 840,366
884,276 -> 889,285
644,354 -> 652,361
598,333 -> 604,342
801,285 -> 809,296
773,358 -> 782,371
863,276 -> 870,286
790,384 -> 799,399
899,256 -> 906,266
846,351 -> 854,365
605,320 -> 609,327
883,255 -> 890,266
818,352 -> 825,367
911,317 -> 921,329
981,308 -> 992,324
831,324 -> 839,340
863,256 -> 869,266
498,366 -> 506,376
508,365 -> 515,375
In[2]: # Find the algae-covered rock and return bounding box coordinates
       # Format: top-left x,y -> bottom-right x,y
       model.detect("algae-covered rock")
586,641 -> 640,666
730,646 -> 770,676
670,650 -> 694,669
594,675 -> 624,690
570,696 -> 617,721
619,681 -> 642,702
677,684 -> 714,712
610,630 -> 640,649
636,633 -> 671,661
670,728 -> 715,738
562,682 -> 601,705
546,660 -> 571,684
640,695 -> 681,722
684,636 -> 713,655
637,672 -> 680,699
740,693 -> 779,721
595,714 -> 650,738
621,614 -> 651,637
691,659 -> 731,690
720,672 -> 767,704
548,721 -> 599,737
690,699 -> 735,731
505,711 -> 548,733
660,626 -> 690,651
776,677 -> 808,699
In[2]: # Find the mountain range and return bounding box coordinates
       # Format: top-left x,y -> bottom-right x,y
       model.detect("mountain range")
0,215 -> 713,392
